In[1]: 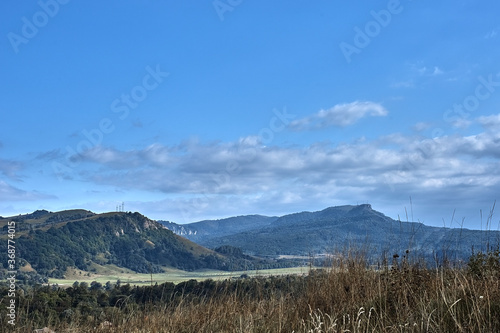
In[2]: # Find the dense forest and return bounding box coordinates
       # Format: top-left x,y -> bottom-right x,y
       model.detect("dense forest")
0,211 -> 293,280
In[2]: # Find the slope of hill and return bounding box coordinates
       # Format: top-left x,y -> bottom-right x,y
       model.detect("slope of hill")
0,211 -> 270,279
167,204 -> 500,260
159,215 -> 278,242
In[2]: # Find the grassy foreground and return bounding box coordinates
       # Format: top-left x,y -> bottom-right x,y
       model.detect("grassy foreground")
2,250 -> 500,332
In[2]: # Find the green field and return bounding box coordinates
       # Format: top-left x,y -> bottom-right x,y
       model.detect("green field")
48,264 -> 314,286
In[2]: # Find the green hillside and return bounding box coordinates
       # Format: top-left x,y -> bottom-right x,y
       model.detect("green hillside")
0,211 -> 268,279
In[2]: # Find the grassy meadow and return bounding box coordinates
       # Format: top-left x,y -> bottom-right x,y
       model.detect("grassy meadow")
48,264 -> 312,286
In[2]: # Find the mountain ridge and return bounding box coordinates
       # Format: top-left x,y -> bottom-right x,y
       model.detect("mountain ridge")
2,205 -> 499,282
161,204 -> 500,259
158,214 -> 278,242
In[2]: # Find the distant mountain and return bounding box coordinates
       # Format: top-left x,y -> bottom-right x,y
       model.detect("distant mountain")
4,205 -> 498,281
0,210 -> 275,279
163,204 -> 500,261
159,215 -> 278,243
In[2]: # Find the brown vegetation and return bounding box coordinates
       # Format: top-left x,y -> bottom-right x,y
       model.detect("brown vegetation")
3,249 -> 500,333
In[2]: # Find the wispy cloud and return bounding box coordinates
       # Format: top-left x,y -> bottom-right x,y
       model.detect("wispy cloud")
484,28 -> 498,39
478,113 -> 500,131
450,118 -> 472,129
412,122 -> 432,132
289,101 -> 388,131
392,63 -> 446,89
36,149 -> 64,161
412,64 -> 445,77
391,80 -> 414,89
432,66 -> 444,76
0,159 -> 23,181
0,181 -> 56,201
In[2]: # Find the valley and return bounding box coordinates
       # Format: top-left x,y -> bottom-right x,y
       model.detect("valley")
48,265 -> 312,286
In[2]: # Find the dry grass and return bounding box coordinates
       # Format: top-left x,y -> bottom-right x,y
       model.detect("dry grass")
8,251 -> 500,333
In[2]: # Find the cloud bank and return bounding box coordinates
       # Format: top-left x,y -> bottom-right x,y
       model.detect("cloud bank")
42,112 -> 500,224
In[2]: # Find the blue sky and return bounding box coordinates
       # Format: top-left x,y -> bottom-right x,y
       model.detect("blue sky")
1,0 -> 500,229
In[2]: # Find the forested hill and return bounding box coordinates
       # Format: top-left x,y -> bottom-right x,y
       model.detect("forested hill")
0,210 -> 271,279
163,204 -> 500,260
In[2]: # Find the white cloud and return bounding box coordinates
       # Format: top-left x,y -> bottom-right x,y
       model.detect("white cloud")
432,66 -> 444,76
33,122 -> 500,225
46,128 -> 498,219
289,101 -> 388,130
478,113 -> 500,131
451,118 -> 472,129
